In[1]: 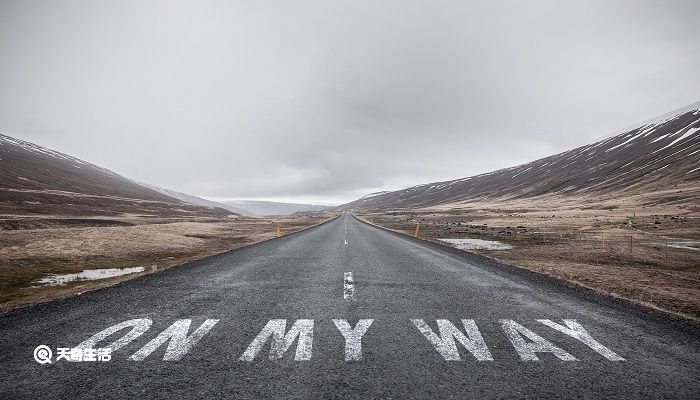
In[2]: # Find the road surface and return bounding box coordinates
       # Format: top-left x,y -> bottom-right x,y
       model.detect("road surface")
1,213 -> 698,399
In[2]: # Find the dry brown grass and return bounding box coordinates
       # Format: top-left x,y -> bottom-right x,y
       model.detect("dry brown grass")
359,207 -> 700,320
0,214 -> 335,311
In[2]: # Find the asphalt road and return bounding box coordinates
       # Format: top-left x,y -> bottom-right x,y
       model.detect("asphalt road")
1,212 -> 698,399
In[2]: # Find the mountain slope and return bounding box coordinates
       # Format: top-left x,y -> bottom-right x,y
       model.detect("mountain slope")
0,134 -> 233,217
341,102 -> 700,210
136,183 -> 251,215
222,200 -> 332,216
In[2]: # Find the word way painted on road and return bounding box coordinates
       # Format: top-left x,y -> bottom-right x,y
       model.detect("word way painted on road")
48,318 -> 624,363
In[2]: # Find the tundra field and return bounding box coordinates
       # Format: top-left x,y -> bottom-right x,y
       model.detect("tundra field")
356,200 -> 700,320
0,213 -> 335,311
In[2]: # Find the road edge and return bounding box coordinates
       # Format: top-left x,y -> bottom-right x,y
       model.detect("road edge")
0,214 -> 342,316
353,213 -> 700,328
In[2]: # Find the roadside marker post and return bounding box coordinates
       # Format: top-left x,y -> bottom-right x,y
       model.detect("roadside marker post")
629,236 -> 632,255
414,223 -> 420,238
276,225 -> 281,238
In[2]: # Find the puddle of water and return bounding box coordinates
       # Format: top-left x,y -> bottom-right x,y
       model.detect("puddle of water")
439,238 -> 513,250
668,241 -> 700,251
33,267 -> 146,286
642,240 -> 700,252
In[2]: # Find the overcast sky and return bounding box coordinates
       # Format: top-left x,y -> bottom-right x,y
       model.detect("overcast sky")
1,0 -> 699,204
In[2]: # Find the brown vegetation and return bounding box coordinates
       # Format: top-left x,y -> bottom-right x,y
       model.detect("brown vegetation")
0,213 -> 334,311
358,205 -> 700,320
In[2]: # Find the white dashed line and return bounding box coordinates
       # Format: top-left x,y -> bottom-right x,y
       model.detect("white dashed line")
343,271 -> 355,301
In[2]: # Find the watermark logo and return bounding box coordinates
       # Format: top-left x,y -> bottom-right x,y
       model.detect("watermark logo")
33,346 -> 112,363
57,347 -> 112,362
33,345 -> 52,364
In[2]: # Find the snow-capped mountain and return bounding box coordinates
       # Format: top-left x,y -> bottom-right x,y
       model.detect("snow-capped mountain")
341,101 -> 700,210
0,134 -> 233,217
358,191 -> 391,201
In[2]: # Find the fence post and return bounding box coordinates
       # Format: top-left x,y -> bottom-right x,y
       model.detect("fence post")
629,236 -> 632,255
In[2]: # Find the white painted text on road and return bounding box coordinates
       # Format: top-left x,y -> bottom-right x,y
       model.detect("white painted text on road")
68,318 -> 624,362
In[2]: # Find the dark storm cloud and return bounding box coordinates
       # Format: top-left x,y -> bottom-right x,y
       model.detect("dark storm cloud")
1,0 -> 699,203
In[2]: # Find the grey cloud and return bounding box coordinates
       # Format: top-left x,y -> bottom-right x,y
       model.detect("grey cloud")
1,0 -> 699,204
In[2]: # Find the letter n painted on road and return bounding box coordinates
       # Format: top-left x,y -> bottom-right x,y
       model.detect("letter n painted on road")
412,319 -> 493,361
129,319 -> 219,361
239,319 -> 314,361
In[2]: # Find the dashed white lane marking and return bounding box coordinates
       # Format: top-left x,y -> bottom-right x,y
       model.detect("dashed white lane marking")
343,271 -> 355,301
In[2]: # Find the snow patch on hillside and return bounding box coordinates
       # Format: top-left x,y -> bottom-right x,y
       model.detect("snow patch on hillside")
0,133 -> 119,177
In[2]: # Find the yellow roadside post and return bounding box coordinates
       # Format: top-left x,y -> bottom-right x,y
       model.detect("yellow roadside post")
276,224 -> 281,237
414,223 -> 420,238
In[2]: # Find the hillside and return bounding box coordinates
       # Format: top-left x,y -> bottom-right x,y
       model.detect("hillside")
136,182 -> 251,215
0,134 -> 233,217
342,102 -> 700,211
223,200 -> 333,216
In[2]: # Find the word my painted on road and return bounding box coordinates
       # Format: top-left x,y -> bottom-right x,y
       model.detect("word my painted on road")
35,318 -> 625,364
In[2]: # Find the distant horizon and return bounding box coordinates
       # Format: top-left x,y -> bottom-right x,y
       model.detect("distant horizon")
164,99 -> 700,205
207,197 -> 340,207
4,97 -> 699,206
